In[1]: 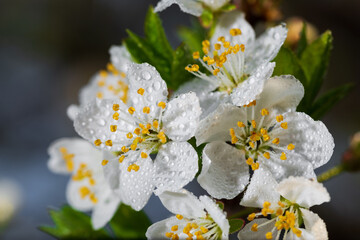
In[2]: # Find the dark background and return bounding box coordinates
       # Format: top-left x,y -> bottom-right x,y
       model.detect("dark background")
0,0 -> 359,239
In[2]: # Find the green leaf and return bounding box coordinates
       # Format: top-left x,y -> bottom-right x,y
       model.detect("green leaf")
229,219 -> 245,234
308,83 -> 354,120
297,23 -> 307,57
299,30 -> 333,104
109,204 -> 151,239
272,47 -> 307,85
171,43 -> 194,89
39,205 -> 111,239
188,137 -> 206,177
178,21 -> 207,54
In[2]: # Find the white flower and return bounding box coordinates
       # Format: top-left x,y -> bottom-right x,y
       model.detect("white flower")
73,63 -> 201,210
177,11 -> 287,118
195,75 -> 334,199
238,168 -> 330,240
154,0 -> 230,17
0,179 -> 22,225
67,46 -> 132,121
48,138 -> 121,229
146,190 -> 229,240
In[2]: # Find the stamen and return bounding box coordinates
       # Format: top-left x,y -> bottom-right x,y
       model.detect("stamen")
229,28 -> 242,36
251,162 -> 259,170
158,102 -> 166,109
113,104 -> 120,111
101,160 -> 108,166
272,138 -> 280,144
113,112 -> 119,120
280,152 -> 287,160
263,152 -> 270,159
141,152 -> 148,158
247,213 -> 256,221
137,88 -> 145,95
287,144 -> 295,150
193,51 -> 200,59
119,155 -> 125,163
105,140 -> 113,146
251,223 -> 258,232
110,125 -> 117,132
128,107 -> 135,115
265,232 -> 273,239
261,108 -> 269,116
276,115 -> 284,122
126,132 -> 133,139
280,122 -> 288,129
94,139 -> 102,146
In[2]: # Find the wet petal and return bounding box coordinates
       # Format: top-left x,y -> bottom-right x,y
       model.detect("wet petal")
301,209 -> 328,240
238,219 -> 277,240
154,0 -> 203,16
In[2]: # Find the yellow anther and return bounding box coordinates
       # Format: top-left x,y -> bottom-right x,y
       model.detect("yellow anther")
158,101 -> 166,109
223,41 -> 230,48
143,106 -> 150,114
146,123 -> 151,129
292,228 -> 302,237
200,226 -> 208,234
127,164 -> 140,172
263,134 -> 270,141
141,152 -> 148,158
276,115 -> 284,122
192,51 -> 200,59
272,138 -> 280,144
153,120 -> 159,129
287,143 -> 295,150
229,28 -> 242,36
119,155 -> 125,163
90,193 -> 98,204
214,43 -> 221,50
265,232 -> 273,239
251,223 -> 258,232
142,128 -> 149,134
113,104 -> 120,111
97,80 -> 105,87
263,152 -> 270,159
185,64 -> 200,72
66,160 -> 74,172
207,58 -> 215,65
130,143 -> 137,151
165,232 -> 174,238
99,70 -> 107,78
240,44 -> 245,52
278,201 -> 285,208
89,178 -> 96,186
113,112 -> 119,120
137,88 -> 145,95
251,120 -> 257,129
263,201 -> 271,208
213,68 -> 220,76
249,141 -> 255,149
171,225 -> 178,231
218,36 -> 225,42
260,128 -> 267,135
120,72 -> 126,78
107,85 -> 114,91
128,107 -> 135,115
231,136 -> 238,144
126,132 -> 133,139
79,186 -> 90,198
246,157 -> 254,165
96,92 -> 103,99
176,214 -> 183,220
121,146 -> 129,153
94,139 -> 102,146
251,162 -> 259,170
261,108 -> 269,116
191,223 -> 198,229
172,234 -> 179,240
101,160 -> 109,166
105,140 -> 113,146
280,122 -> 288,129
280,152 -> 287,160
237,121 -> 245,128
110,125 -> 117,132
247,213 -> 256,221
276,208 -> 283,216
139,123 -> 145,129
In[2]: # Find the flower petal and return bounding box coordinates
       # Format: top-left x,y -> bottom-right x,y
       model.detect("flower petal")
117,153 -> 155,211
231,62 -> 275,106
102,151 -> 120,190
154,142 -> 198,195
246,24 -> 288,70
74,99 -> 135,152
240,168 -> 280,208
66,178 -> 94,212
277,177 -> 330,208
109,45 -> 132,74
154,0 -> 203,16
256,75 -> 304,113
202,0 -> 230,10
158,190 -> 205,218
237,219 -> 277,240
146,216 -> 185,240
301,209 -> 328,240
174,78 -> 218,97
127,63 -> 168,120
199,195 -> 229,238
91,189 -> 121,230
211,11 -> 255,48
278,112 -> 334,169
195,103 -> 244,145
162,92 -> 201,141
198,141 -> 249,199
67,104 -> 79,121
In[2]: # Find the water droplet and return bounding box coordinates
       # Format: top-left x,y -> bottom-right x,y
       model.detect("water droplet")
142,71 -> 151,80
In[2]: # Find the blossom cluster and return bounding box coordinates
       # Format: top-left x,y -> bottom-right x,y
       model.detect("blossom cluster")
47,1 -> 335,239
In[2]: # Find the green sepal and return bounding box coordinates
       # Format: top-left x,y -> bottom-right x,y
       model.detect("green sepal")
109,204 -> 151,239
216,201 -> 225,210
178,20 -> 207,54
200,8 -> 214,28
229,218 -> 245,234
220,4 -> 237,12
39,205 -> 111,239
188,137 -> 206,177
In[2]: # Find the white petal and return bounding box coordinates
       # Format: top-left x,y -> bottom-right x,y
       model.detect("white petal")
199,195 -> 229,238
256,75 -> 304,113
240,168 -> 280,208
109,45 -> 132,74
278,112 -> 334,169
231,62 -> 275,106
277,177 -> 330,208
195,103 -> 244,145
158,190 -> 205,218
102,152 -> 120,190
246,24 -> 288,70
301,209 -> 328,240
66,178 -> 94,212
67,104 -> 79,121
91,189 -> 121,230
162,92 -> 201,141
117,154 -> 155,211
202,0 -> 230,10
199,91 -> 230,119
74,99 -> 135,152
174,78 -> 218,97
47,138 -> 101,175
237,219 -> 277,240
127,63 -> 168,120
154,0 -> 203,16
198,141 -> 249,199
211,11 -> 255,47
146,216 -> 184,240
290,228 -> 315,240
154,142 -> 198,195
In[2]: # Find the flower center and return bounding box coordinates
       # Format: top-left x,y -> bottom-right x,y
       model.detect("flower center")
247,200 -> 302,240
96,63 -> 129,103
59,147 -> 74,172
228,102 -> 295,171
72,163 -> 98,204
165,214 -> 223,240
185,28 -> 248,93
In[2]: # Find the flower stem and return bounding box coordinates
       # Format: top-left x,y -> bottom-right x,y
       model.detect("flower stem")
317,164 -> 345,182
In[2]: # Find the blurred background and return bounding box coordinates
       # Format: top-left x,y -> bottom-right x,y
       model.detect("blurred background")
0,0 -> 359,239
